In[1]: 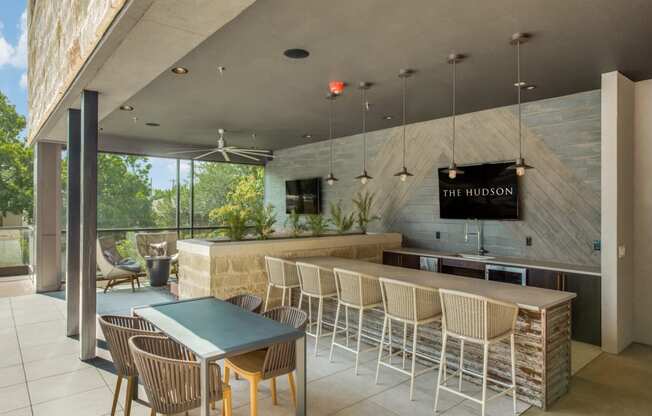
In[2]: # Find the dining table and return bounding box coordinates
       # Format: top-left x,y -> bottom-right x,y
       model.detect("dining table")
133,296 -> 307,416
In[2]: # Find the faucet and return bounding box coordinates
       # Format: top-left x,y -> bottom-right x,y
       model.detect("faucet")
464,219 -> 488,256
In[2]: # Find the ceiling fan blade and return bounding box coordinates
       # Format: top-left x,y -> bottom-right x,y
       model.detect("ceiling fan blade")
235,148 -> 273,154
194,149 -> 221,160
166,148 -> 213,155
220,149 -> 231,162
228,150 -> 261,162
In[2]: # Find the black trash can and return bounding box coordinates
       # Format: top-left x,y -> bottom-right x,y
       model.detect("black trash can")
145,256 -> 171,287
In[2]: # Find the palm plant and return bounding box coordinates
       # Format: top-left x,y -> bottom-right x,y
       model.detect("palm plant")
306,213 -> 331,236
285,209 -> 306,237
352,191 -> 381,233
329,201 -> 355,235
209,204 -> 250,241
251,203 -> 277,240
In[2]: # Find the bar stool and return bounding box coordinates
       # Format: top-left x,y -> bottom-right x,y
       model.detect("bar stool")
435,289 -> 519,416
295,261 -> 338,356
376,278 -> 441,400
329,267 -> 383,375
264,256 -> 300,311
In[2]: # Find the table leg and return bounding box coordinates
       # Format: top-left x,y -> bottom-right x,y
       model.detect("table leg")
295,336 -> 307,416
200,358 -> 210,416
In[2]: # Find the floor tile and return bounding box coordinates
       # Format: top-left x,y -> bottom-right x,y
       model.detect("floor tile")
0,406 -> 32,416
0,364 -> 26,388
27,367 -> 106,404
20,337 -> 79,363
23,353 -> 91,381
32,385 -> 115,416
0,383 -> 30,414
16,320 -> 67,348
334,399 -> 401,415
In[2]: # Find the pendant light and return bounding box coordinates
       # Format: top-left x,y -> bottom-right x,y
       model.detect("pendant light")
355,82 -> 373,185
442,54 -> 465,179
508,32 -> 534,176
325,92 -> 338,186
393,69 -> 415,182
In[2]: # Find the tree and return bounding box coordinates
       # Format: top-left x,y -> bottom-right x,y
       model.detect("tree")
0,91 -> 32,221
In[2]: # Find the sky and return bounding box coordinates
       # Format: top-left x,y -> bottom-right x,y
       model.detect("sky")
0,0 -> 28,124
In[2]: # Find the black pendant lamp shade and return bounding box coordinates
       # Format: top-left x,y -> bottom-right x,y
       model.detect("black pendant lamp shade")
393,69 -> 415,182
325,93 -> 339,185
507,32 -> 534,176
356,82 -> 373,185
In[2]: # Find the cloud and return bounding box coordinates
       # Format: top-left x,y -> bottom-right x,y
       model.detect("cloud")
19,72 -> 27,89
0,11 -> 27,69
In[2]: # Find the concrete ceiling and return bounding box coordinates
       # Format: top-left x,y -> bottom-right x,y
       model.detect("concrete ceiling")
98,0 -> 652,153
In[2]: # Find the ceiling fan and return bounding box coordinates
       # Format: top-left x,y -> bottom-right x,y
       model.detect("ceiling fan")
167,129 -> 274,162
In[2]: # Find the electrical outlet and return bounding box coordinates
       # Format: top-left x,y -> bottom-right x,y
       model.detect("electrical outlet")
526,236 -> 532,246
435,231 -> 441,240
593,240 -> 601,251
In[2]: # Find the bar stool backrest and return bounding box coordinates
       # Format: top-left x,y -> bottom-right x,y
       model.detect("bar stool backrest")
260,306 -> 308,379
439,289 -> 519,342
379,278 -> 441,323
333,268 -> 382,308
265,256 -> 299,287
129,335 -> 224,414
98,315 -> 158,376
296,262 -> 336,296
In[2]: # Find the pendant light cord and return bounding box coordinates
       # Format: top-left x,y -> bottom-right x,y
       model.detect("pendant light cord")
452,59 -> 457,164
362,87 -> 367,173
329,96 -> 334,174
402,75 -> 407,168
517,40 -> 522,159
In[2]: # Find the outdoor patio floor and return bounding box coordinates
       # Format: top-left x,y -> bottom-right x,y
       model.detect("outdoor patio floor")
1,287 -> 634,416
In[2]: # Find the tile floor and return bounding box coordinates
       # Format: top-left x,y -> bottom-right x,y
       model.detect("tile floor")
0,288 -> 634,416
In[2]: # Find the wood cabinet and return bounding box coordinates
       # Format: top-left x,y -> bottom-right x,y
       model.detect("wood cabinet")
564,273 -> 601,346
439,258 -> 485,279
382,251 -> 420,270
527,268 -> 560,290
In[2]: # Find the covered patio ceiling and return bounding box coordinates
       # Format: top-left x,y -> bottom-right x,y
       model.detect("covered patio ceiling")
45,0 -> 652,157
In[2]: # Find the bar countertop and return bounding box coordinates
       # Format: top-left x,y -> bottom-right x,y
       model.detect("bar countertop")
384,247 -> 601,277
296,256 -> 576,311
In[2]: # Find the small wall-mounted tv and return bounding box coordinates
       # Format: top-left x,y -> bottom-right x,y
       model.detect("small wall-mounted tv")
438,162 -> 519,220
285,178 -> 321,214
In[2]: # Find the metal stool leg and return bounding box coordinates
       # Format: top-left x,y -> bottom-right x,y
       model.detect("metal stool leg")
329,301 -> 341,362
375,315 -> 388,385
355,308 -> 364,375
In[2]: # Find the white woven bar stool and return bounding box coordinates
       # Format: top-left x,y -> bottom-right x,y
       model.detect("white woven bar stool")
264,256 -> 300,311
296,261 -> 338,356
375,278 -> 441,400
329,267 -> 384,375
434,289 -> 519,416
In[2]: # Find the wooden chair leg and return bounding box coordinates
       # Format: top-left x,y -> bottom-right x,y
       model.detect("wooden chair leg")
130,277 -> 135,292
149,409 -> 156,416
124,376 -> 134,416
249,378 -> 259,416
288,373 -> 297,407
270,377 -> 277,405
110,374 -> 122,416
223,386 -> 233,416
224,366 -> 230,384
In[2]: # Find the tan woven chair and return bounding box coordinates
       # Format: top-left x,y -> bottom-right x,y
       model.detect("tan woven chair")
98,315 -> 158,416
295,261 -> 338,356
434,289 -> 519,416
129,335 -> 232,416
375,278 -> 442,400
226,293 -> 263,314
329,267 -> 383,375
264,256 -> 300,311
224,306 -> 308,416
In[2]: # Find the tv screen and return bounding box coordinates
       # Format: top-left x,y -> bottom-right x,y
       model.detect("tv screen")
285,178 -> 321,214
438,162 -> 519,220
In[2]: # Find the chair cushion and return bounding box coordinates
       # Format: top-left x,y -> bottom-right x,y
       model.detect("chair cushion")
226,349 -> 267,375
117,259 -> 142,273
149,241 -> 168,257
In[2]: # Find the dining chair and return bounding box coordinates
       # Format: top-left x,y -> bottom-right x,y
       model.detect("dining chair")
129,335 -> 232,416
329,267 -> 383,374
226,293 -> 263,314
435,289 -> 519,416
98,315 -> 158,416
223,306 -> 308,416
295,261 -> 338,356
264,256 -> 300,311
376,277 -> 442,400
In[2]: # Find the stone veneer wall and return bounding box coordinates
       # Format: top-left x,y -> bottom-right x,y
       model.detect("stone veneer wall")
265,91 -> 601,267
177,233 -> 402,301
27,0 -> 127,141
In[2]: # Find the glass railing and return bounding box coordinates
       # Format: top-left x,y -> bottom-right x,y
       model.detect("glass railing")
0,226 -> 34,277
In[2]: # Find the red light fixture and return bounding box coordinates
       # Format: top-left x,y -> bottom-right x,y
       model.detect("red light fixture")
329,80 -> 345,95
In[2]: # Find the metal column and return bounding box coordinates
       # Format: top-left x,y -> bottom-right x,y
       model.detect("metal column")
66,109 -> 81,337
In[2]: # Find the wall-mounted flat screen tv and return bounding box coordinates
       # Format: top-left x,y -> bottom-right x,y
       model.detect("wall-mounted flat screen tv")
285,178 -> 321,214
438,162 -> 519,220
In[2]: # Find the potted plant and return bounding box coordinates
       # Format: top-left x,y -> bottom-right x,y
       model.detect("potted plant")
329,201 -> 355,235
251,203 -> 277,240
209,204 -> 250,241
306,213 -> 331,236
352,190 -> 381,233
285,209 -> 306,237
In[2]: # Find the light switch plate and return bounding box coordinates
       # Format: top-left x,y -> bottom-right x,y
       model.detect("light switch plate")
618,245 -> 626,258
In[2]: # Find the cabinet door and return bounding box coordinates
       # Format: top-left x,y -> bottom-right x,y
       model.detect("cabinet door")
565,273 -> 601,346
527,269 -> 560,290
401,254 -> 421,270
383,251 -> 402,267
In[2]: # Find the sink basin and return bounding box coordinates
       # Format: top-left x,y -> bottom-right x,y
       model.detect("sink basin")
457,254 -> 495,260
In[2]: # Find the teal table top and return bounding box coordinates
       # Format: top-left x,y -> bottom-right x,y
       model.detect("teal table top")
134,297 -> 303,359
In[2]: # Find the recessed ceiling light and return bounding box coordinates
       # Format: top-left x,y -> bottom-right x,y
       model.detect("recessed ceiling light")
302,133 -> 312,139
284,48 -> 310,59
382,115 -> 393,120
145,122 -> 160,127
119,105 -> 134,111
171,67 -> 189,75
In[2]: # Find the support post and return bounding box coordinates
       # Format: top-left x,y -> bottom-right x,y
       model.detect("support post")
66,109 -> 81,336
79,90 -> 98,360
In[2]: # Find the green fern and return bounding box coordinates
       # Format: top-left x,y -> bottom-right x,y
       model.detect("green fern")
251,203 -> 277,240
284,209 -> 306,237
306,214 -> 331,236
329,201 -> 355,235
352,191 -> 381,233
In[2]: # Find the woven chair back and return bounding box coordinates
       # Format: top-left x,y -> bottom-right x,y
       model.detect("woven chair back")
98,315 -> 158,376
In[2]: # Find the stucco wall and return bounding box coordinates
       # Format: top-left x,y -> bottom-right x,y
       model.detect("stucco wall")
27,0 -> 127,141
265,90 -> 601,267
